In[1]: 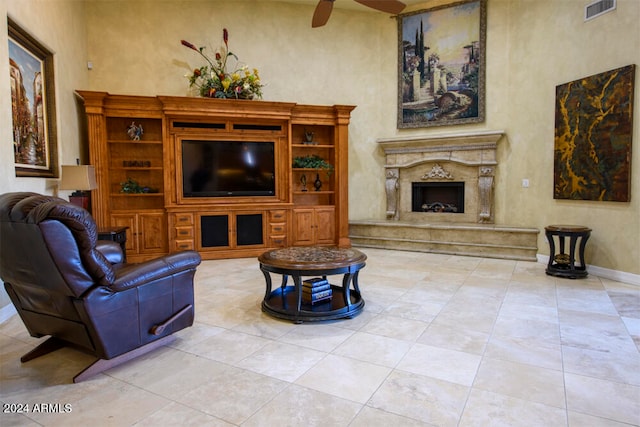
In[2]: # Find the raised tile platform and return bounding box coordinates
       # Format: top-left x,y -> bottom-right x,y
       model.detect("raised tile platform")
349,220 -> 539,261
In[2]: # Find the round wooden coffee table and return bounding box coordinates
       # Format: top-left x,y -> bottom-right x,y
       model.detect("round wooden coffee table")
259,246 -> 366,323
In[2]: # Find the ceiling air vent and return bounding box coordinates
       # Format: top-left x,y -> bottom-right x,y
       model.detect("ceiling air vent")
585,0 -> 616,21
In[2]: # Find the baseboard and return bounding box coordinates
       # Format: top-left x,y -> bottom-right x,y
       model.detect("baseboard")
537,254 -> 640,286
0,304 -> 17,324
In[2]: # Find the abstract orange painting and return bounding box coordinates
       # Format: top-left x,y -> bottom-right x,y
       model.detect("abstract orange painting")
554,65 -> 635,202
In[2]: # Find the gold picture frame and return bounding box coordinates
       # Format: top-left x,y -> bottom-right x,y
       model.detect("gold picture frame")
398,0 -> 486,128
8,18 -> 58,178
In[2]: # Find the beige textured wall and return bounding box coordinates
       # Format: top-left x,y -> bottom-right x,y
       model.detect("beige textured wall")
83,0 -> 398,220
1,0 -> 89,192
0,0 -> 89,309
499,0 -> 640,274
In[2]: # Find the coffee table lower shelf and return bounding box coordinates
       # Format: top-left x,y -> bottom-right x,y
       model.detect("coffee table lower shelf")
262,285 -> 364,323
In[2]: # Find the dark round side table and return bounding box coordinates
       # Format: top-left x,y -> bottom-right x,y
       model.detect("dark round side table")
259,246 -> 366,323
545,225 -> 591,279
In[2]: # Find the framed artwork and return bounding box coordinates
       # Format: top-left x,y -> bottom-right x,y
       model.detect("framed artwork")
398,0 -> 486,128
8,18 -> 58,178
554,64 -> 635,202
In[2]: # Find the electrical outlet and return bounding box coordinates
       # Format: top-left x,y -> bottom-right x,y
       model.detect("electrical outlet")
522,179 -> 530,188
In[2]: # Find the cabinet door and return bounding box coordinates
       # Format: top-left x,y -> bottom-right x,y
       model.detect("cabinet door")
198,212 -> 265,250
111,212 -> 167,255
293,207 -> 336,246
315,207 -> 335,244
111,214 -> 137,253
235,213 -> 264,246
139,213 -> 168,253
200,214 -> 231,249
292,209 -> 315,246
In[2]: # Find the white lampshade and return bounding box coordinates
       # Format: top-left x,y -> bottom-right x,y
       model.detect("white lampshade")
59,165 -> 98,191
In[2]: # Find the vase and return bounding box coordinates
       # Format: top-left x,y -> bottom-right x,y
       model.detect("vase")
303,130 -> 315,145
314,173 -> 322,191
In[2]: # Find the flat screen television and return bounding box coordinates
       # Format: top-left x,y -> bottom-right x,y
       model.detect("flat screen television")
181,140 -> 275,197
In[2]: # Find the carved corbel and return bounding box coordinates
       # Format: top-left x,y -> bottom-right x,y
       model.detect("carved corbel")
478,166 -> 494,223
385,168 -> 400,220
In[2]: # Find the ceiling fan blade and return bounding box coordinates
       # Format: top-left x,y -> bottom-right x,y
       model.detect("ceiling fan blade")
354,0 -> 406,15
312,0 -> 334,28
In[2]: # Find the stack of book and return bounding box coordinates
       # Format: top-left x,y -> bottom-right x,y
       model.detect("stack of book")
302,277 -> 332,305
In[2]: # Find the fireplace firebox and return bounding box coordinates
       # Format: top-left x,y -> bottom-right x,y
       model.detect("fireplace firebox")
412,182 -> 464,213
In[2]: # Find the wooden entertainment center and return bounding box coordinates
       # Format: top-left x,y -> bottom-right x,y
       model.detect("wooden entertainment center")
77,91 -> 354,262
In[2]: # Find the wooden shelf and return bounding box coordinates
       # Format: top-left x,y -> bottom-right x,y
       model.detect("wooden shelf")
107,139 -> 162,145
291,144 -> 334,149
112,167 -> 164,171
293,191 -> 334,195
111,193 -> 162,197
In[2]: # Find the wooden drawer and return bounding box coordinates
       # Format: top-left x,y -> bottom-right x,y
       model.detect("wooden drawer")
269,210 -> 287,222
174,240 -> 194,251
269,223 -> 286,235
174,213 -> 194,226
174,226 -> 194,239
269,236 -> 287,248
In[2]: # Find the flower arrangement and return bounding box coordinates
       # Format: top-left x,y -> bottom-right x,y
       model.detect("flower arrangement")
181,28 -> 263,99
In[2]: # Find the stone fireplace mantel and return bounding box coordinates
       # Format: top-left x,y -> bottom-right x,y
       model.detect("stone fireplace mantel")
378,130 -> 504,223
351,130 -> 538,261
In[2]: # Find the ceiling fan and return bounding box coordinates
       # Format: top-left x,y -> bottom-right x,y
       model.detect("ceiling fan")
312,0 -> 407,28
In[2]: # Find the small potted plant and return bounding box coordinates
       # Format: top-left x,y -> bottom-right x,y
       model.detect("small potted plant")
292,155 -> 333,175
120,178 -> 157,194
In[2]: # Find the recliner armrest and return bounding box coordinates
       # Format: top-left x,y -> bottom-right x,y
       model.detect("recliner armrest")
110,251 -> 201,291
95,240 -> 124,265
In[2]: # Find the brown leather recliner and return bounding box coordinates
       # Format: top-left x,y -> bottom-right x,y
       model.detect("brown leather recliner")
0,192 -> 201,382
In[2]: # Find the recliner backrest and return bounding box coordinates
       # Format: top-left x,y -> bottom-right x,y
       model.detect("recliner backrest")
0,193 -> 115,319
28,199 -> 115,286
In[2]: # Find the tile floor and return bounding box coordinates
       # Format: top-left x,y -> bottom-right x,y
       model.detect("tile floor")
1,248 -> 639,426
